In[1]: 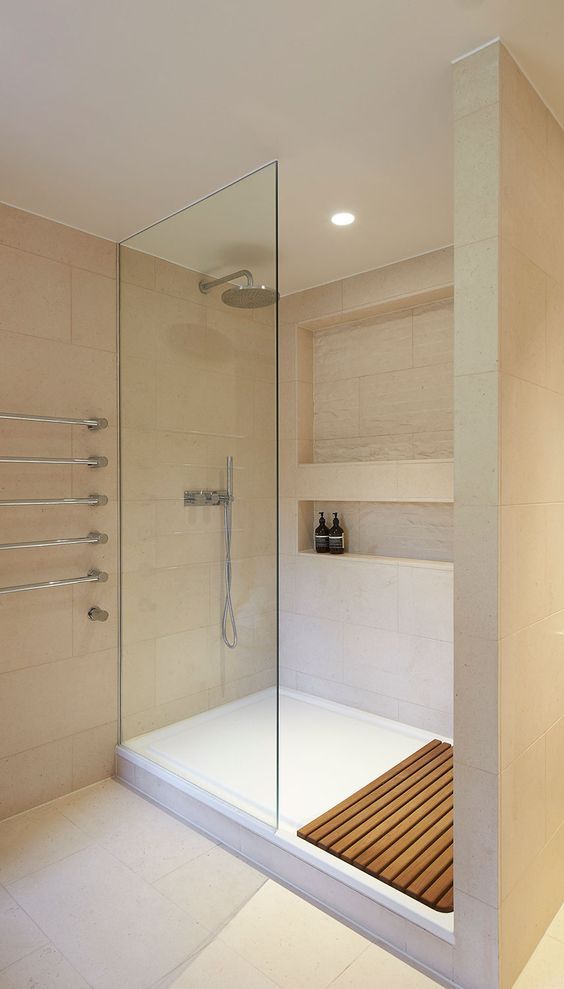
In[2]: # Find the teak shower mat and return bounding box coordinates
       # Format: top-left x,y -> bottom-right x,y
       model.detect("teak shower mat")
298,739 -> 453,912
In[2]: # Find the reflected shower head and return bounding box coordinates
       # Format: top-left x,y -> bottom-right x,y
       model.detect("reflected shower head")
199,269 -> 278,309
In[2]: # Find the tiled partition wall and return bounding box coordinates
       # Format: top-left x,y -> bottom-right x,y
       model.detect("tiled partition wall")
453,42 -> 564,988
0,203 -> 118,820
279,249 -> 455,736
120,248 -> 276,740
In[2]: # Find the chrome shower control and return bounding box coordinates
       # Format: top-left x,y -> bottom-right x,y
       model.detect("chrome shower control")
88,606 -> 109,622
184,490 -> 233,506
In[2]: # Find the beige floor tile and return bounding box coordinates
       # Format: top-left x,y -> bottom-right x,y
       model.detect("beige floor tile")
0,885 -> 47,971
514,935 -> 564,988
0,805 -> 92,885
154,940 -> 279,989
548,905 -> 564,945
220,880 -> 366,989
327,943 -> 441,987
0,944 -> 90,988
154,844 -> 266,931
58,780 -> 216,883
8,845 -> 209,989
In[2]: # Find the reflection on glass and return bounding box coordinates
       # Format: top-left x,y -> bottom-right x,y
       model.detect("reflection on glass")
119,164 -> 278,826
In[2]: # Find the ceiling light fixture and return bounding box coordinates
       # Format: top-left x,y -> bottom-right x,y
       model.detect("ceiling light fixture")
331,212 -> 355,226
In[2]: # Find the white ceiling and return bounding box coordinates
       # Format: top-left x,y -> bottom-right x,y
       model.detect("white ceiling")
2,0 -> 564,294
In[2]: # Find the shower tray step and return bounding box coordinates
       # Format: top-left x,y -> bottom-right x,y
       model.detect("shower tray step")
297,738 -> 454,913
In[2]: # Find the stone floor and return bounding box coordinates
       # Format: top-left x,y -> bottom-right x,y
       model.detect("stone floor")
0,779 -> 562,988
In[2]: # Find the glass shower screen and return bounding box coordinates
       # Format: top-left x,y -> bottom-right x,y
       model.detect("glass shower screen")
119,163 -> 279,827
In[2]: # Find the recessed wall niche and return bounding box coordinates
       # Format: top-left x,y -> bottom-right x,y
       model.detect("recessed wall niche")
296,293 -> 454,466
299,500 -> 453,563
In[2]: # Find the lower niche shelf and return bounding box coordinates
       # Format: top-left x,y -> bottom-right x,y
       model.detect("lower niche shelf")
298,738 -> 454,913
298,549 -> 452,569
298,498 -> 453,566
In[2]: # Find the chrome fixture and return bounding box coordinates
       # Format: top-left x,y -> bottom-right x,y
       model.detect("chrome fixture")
0,568 -> 108,596
222,455 -> 237,649
184,456 -> 237,649
0,455 -> 108,467
0,532 -> 108,551
88,606 -> 109,622
184,489 -> 231,506
199,269 -> 278,309
0,412 -> 107,430
0,495 -> 108,507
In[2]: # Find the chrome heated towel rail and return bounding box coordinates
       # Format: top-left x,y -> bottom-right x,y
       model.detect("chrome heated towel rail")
0,495 -> 108,507
0,412 -> 107,430
0,569 -> 108,596
0,532 -> 108,551
0,455 -> 107,467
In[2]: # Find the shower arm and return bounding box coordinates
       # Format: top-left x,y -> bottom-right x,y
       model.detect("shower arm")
199,269 -> 254,294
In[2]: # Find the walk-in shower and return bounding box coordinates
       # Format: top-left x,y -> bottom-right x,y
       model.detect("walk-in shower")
117,160 -> 454,949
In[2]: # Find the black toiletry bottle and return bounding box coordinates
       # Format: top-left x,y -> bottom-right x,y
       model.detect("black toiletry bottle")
314,512 -> 330,553
329,512 -> 345,554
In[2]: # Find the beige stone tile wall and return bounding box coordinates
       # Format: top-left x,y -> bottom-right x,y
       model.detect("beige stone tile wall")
120,249 -> 276,741
0,203 -> 118,820
280,552 -> 453,735
279,249 -> 454,737
313,299 -> 453,463
498,46 -> 564,988
452,40 -> 502,987
453,41 -> 564,989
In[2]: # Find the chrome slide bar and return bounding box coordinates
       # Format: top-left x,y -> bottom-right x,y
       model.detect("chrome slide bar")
0,413 -> 107,430
0,532 -> 108,551
0,568 -> 108,596
0,495 -> 108,507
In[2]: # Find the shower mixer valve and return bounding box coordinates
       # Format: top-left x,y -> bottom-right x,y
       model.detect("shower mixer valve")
184,489 -> 233,506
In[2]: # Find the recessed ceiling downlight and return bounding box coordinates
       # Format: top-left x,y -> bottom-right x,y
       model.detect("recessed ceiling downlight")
331,211 -> 355,226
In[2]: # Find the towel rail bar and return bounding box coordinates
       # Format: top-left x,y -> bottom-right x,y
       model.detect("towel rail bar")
0,569 -> 108,596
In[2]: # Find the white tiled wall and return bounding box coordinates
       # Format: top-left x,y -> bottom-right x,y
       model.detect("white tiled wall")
281,553 -> 453,735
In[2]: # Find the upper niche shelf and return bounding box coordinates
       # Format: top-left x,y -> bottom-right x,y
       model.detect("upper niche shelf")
295,459 -> 453,504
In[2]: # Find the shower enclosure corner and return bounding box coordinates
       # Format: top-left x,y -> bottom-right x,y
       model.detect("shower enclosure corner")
118,162 -> 279,827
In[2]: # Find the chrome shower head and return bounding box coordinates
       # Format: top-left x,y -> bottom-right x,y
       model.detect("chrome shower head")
221,284 -> 278,309
199,269 -> 278,309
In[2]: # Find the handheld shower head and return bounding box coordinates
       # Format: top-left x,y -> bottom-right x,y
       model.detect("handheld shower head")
199,269 -> 278,310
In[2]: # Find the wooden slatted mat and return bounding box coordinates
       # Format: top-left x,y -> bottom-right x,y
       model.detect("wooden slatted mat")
297,739 -> 454,912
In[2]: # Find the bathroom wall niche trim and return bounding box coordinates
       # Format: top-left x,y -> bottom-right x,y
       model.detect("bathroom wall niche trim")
296,284 -> 453,333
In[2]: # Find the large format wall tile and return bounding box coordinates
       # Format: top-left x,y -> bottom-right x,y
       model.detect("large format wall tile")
287,553 -> 453,733
0,203 -> 118,819
120,251 -> 277,736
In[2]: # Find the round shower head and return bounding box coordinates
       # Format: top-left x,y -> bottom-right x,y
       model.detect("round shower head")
221,284 -> 278,309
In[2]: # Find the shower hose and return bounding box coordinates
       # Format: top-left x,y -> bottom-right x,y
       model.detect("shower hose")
221,459 -> 238,649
